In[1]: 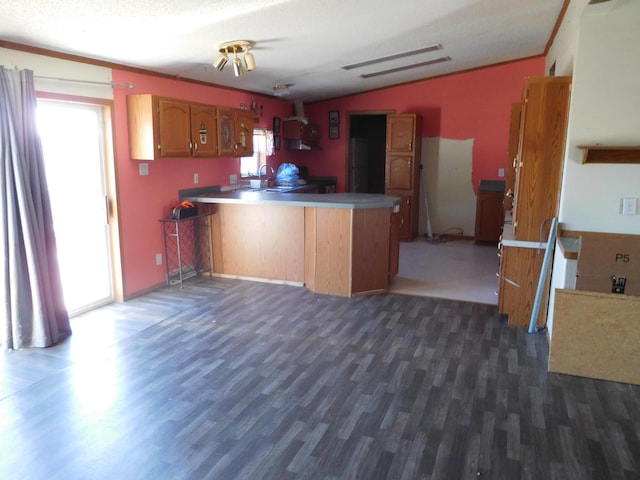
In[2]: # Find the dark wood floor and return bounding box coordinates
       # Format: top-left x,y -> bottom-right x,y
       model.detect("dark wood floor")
1,277 -> 639,479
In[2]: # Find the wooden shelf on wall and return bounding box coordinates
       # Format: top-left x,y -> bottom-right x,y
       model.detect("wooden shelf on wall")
577,145 -> 640,164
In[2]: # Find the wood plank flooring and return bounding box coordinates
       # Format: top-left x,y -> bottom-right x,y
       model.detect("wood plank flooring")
1,277 -> 639,479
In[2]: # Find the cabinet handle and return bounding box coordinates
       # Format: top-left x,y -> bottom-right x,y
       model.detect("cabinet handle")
193,142 -> 198,152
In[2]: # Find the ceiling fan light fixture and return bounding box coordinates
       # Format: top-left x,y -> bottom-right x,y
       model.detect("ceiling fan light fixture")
214,40 -> 256,77
213,52 -> 228,70
233,56 -> 244,77
244,51 -> 256,71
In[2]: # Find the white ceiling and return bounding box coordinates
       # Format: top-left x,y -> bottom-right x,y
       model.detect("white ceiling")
0,0 -> 565,102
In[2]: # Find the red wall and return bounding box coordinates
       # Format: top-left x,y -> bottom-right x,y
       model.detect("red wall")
297,56 -> 545,192
111,70 -> 296,296
112,57 -> 544,297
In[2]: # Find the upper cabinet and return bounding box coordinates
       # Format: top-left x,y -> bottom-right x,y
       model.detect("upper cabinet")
235,109 -> 255,157
217,107 -> 255,158
190,104 -> 218,158
216,107 -> 236,157
127,94 -> 253,160
385,114 -> 422,241
387,115 -> 418,153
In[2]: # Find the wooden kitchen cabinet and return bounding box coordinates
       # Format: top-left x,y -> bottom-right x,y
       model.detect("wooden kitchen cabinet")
389,211 -> 401,281
498,244 -> 548,327
190,104 -> 218,157
386,191 -> 412,240
386,155 -> 414,190
504,102 -> 522,213
387,115 -> 418,152
474,191 -> 504,243
235,109 -> 254,157
156,98 -> 192,157
498,76 -> 571,328
512,77 -> 571,241
217,107 -> 254,157
385,114 -> 422,241
127,94 -> 218,160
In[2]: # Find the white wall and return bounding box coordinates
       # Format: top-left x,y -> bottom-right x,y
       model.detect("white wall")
420,137 -> 476,237
545,0 -> 590,76
546,0 -> 639,337
0,47 -> 114,99
558,0 -> 640,234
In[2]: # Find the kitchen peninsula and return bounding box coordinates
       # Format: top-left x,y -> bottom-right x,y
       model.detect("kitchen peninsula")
181,188 -> 401,297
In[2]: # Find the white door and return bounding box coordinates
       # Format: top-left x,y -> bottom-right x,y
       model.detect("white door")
37,99 -> 114,315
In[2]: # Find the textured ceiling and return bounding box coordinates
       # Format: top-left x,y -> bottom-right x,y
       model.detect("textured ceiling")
0,0 -> 565,102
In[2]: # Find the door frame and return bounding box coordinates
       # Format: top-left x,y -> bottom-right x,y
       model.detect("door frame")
37,92 -> 124,303
345,110 -> 395,193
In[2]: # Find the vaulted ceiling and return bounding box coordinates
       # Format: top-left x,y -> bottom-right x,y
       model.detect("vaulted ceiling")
0,0 -> 566,102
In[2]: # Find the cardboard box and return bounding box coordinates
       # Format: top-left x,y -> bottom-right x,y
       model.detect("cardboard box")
575,233 -> 640,296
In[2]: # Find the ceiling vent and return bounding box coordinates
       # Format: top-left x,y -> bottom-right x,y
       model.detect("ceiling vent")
342,44 -> 443,71
361,56 -> 451,79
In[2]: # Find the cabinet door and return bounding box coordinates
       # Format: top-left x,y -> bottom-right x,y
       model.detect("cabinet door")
512,77 -> 570,241
217,107 -> 236,156
190,104 -> 218,158
498,245 -> 547,327
474,191 -> 504,243
235,110 -> 254,157
387,192 -> 412,241
158,99 -> 192,157
387,115 -> 416,152
389,211 -> 401,280
385,155 -> 413,190
505,102 -> 522,212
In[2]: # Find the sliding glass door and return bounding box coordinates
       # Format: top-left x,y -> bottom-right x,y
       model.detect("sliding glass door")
36,99 -> 114,315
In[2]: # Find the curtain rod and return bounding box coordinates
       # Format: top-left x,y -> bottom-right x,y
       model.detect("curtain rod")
34,75 -> 135,89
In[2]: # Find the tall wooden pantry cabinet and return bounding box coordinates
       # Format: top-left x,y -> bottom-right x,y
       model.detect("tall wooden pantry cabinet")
385,114 -> 422,241
498,76 -> 571,327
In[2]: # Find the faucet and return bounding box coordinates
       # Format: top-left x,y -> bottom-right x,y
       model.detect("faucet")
258,164 -> 275,188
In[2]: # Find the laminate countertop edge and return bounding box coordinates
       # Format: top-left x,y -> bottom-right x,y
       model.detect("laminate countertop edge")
183,191 -> 402,210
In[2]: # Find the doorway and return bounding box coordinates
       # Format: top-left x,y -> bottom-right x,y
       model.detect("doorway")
347,114 -> 388,193
36,98 -> 116,315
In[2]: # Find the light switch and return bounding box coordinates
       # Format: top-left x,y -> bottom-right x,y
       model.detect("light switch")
139,163 -> 149,176
621,198 -> 638,215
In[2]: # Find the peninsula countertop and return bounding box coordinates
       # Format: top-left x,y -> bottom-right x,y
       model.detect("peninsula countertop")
182,188 -> 401,210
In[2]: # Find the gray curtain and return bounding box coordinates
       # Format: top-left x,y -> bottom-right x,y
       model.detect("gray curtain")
0,66 -> 71,349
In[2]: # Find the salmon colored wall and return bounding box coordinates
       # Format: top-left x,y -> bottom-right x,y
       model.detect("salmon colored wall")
111,69 -> 296,297
112,57 -> 543,296
297,56 -> 545,193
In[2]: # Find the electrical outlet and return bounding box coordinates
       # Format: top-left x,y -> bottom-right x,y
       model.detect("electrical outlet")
156,253 -> 162,266
230,174 -> 238,184
193,173 -> 199,184
498,168 -> 505,177
621,197 -> 637,215
139,163 -> 149,176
